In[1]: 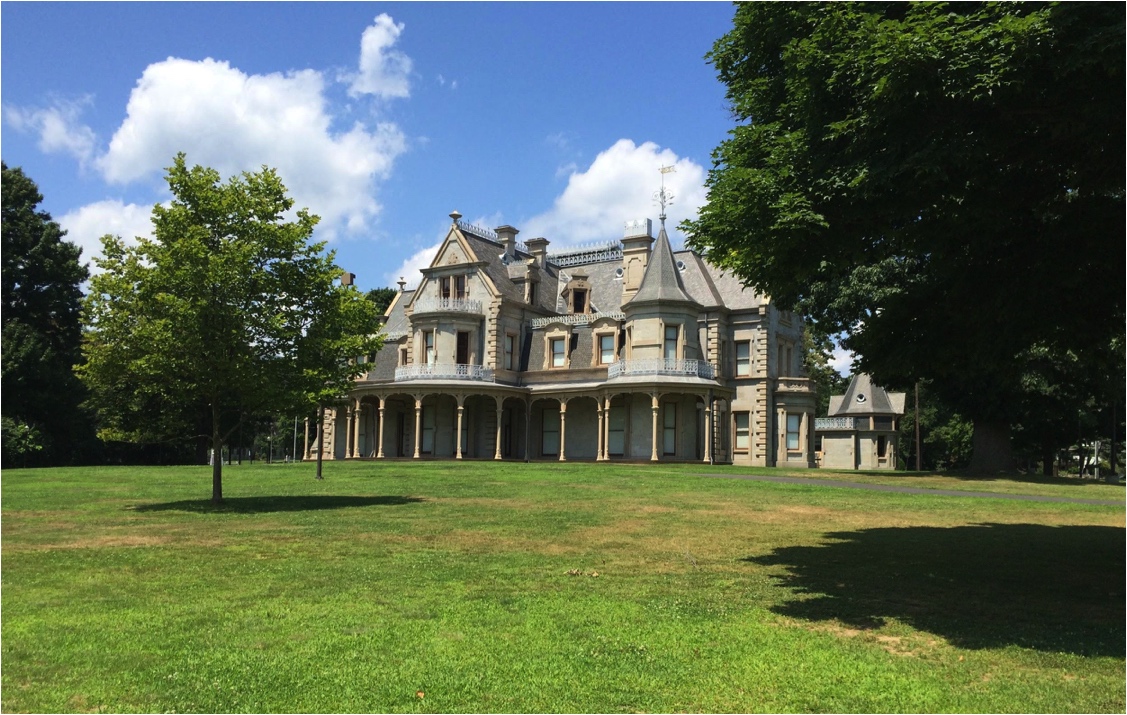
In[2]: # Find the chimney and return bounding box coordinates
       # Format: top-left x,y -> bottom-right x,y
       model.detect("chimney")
525,237 -> 550,267
621,219 -> 654,300
495,224 -> 520,261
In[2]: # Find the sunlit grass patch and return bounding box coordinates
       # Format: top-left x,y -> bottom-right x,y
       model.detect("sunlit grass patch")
2,460 -> 1123,713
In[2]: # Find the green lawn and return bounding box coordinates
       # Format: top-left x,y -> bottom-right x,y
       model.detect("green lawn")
2,461 -> 1123,713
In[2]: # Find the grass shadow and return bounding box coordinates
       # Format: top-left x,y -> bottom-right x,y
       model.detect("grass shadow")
745,523 -> 1124,656
131,495 -> 425,514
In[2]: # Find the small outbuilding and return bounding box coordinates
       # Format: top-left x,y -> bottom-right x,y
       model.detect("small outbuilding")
816,374 -> 906,470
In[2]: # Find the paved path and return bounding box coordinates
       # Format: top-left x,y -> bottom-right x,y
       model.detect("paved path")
692,472 -> 1124,506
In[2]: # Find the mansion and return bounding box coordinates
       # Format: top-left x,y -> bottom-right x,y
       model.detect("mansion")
304,208 -> 817,466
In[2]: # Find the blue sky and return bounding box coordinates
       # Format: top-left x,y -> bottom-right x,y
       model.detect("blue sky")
2,2 -> 854,373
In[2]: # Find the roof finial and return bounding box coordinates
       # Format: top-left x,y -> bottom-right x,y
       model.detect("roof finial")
654,165 -> 676,227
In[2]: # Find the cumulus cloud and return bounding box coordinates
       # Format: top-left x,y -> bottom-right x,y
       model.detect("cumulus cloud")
386,245 -> 438,290
4,97 -> 98,166
521,139 -> 707,249
96,57 -> 407,240
58,200 -> 154,274
830,344 -> 855,377
345,14 -> 412,99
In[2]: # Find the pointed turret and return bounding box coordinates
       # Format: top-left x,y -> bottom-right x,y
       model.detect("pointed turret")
626,223 -> 697,307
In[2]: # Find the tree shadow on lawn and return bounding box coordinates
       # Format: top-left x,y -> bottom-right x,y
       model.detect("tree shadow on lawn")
745,523 -> 1124,657
848,469 -> 1125,488
132,495 -> 425,514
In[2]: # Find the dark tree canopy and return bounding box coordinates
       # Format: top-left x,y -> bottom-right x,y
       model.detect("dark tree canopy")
366,287 -> 397,317
1,162 -> 94,466
79,155 -> 382,501
686,2 -> 1125,471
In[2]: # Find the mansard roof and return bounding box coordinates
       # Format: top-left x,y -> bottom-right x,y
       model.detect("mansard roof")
828,374 -> 907,417
627,224 -> 698,307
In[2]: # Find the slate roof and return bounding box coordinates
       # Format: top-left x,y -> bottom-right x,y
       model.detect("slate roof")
383,289 -> 413,336
627,224 -> 698,307
828,374 -> 906,417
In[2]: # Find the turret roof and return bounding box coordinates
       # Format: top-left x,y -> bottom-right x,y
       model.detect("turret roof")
627,223 -> 698,307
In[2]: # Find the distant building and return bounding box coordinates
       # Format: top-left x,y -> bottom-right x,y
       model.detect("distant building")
815,374 -> 906,470
303,207 -> 817,465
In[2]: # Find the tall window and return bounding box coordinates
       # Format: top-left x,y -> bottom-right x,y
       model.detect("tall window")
440,277 -> 451,299
550,338 -> 566,368
528,282 -> 538,304
599,334 -> 615,364
504,334 -> 515,370
542,407 -> 560,456
455,275 -> 467,299
425,331 -> 435,365
786,414 -> 801,451
664,325 -> 678,361
398,347 -> 407,366
735,412 -> 750,451
421,406 -> 435,454
736,341 -> 751,377
663,404 -> 677,455
607,405 -> 625,456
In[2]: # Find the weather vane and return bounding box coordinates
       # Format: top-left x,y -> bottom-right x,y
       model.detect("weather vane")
654,165 -> 676,226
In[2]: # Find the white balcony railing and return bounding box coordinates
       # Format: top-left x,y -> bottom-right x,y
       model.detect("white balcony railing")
607,359 -> 715,380
395,363 -> 495,382
815,417 -> 856,430
412,297 -> 483,315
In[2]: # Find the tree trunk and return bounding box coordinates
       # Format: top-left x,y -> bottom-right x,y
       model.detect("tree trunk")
211,405 -> 223,503
968,420 -> 1015,474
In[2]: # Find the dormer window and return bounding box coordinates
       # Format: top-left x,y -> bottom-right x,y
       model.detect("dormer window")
440,277 -> 451,299
572,289 -> 587,314
455,275 -> 467,299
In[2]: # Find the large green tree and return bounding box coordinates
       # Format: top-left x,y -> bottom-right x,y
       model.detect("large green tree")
79,155 -> 382,501
686,3 -> 1124,472
1,162 -> 94,466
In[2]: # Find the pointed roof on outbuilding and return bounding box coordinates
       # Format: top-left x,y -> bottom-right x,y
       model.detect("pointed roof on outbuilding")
828,374 -> 907,417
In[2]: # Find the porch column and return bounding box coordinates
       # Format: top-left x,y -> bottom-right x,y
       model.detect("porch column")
703,397 -> 713,463
777,407 -> 787,466
352,399 -> 362,458
558,399 -> 568,462
456,397 -> 465,460
494,400 -> 504,460
799,411 -> 809,465
414,398 -> 423,459
604,396 -> 613,460
303,417 -> 310,460
596,401 -> 605,461
376,397 -> 386,459
651,395 -> 660,462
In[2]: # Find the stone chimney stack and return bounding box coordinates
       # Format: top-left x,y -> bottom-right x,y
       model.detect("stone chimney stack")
525,237 -> 550,267
621,218 -> 654,301
495,225 -> 520,261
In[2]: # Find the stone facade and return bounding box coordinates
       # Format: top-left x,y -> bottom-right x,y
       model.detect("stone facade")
306,210 -> 817,465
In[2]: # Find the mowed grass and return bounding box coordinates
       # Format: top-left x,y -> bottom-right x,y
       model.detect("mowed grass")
2,460 -> 1123,713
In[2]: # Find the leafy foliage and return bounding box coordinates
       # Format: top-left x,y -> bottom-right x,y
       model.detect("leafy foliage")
78,155 -> 382,500
686,3 -> 1124,471
1,162 -> 95,466
365,287 -> 397,316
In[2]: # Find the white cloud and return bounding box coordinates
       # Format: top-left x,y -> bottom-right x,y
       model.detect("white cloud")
346,14 -> 412,99
4,97 -> 97,166
96,57 -> 407,240
521,139 -> 707,249
386,245 -> 438,290
58,200 -> 153,274
830,344 -> 855,377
